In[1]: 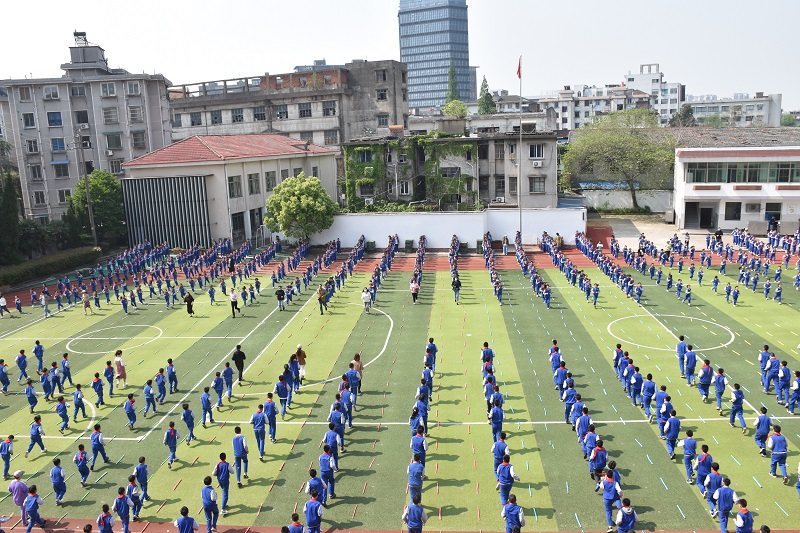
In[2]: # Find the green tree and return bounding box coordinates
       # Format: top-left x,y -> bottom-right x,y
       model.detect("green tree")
668,104 -> 697,127
562,109 -> 675,209
0,139 -> 17,179
0,173 -> 20,264
445,60 -> 460,104
67,170 -> 126,247
264,172 -> 338,238
477,76 -> 497,115
17,219 -> 48,259
442,99 -> 468,119
781,113 -> 797,126
704,113 -> 724,128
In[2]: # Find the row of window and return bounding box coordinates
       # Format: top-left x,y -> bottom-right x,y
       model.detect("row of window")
32,189 -> 72,206
17,81 -> 141,102
24,131 -> 146,154
399,19 -> 469,36
692,104 -> 764,113
492,176 -> 546,196
400,33 -> 469,48
176,101 -> 339,128
227,167 -> 319,198
23,106 -> 144,129
28,157 -> 124,183
686,162 -> 800,183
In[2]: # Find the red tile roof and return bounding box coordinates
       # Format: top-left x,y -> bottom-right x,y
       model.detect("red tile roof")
123,134 -> 337,167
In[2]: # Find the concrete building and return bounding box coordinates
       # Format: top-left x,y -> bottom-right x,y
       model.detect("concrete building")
0,88 -> 7,141
0,32 -> 172,222
538,85 -> 654,130
672,128 -> 800,230
465,90 -> 535,115
623,64 -> 685,125
408,109 -> 557,137
399,0 -> 473,110
343,131 -> 559,209
121,134 -> 337,248
685,92 -> 782,127
169,59 -> 408,147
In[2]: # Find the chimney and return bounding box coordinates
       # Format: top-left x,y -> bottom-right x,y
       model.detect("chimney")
755,92 -> 764,98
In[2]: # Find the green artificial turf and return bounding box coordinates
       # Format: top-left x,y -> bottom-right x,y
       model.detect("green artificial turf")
0,254 -> 798,532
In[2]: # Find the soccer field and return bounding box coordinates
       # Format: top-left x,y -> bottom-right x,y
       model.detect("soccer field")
1,246 -> 798,533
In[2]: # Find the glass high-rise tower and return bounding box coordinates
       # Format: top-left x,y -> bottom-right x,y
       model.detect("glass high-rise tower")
399,0 -> 471,110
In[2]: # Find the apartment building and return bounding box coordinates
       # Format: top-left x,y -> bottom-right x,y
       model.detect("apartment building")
686,92 -> 782,127
538,85 -> 654,130
623,64 -> 685,125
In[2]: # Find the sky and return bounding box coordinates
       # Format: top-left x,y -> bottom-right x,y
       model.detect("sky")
4,0 -> 800,109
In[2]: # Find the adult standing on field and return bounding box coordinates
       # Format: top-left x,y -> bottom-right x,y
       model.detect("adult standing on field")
229,291 -> 240,318
350,353 -> 362,394
296,345 -> 307,385
231,346 -> 246,384
8,470 -> 29,526
183,293 -> 195,317
410,278 -> 420,304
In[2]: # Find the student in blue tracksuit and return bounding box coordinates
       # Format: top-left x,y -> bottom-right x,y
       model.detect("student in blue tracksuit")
32,341 -> 44,374
124,395 -> 136,430
589,439 -> 607,480
658,395 -> 673,439
664,410 -> 681,460
495,454 -> 520,505
212,453 -> 231,515
164,422 -> 179,468
50,458 -> 66,505
402,494 -> 428,533
181,404 -> 195,444
0,435 -> 14,480
24,379 -> 37,414
576,408 -> 592,457
154,370 -> 167,404
713,477 -> 738,531
328,405 -> 346,451
694,444 -> 713,494
26,415 -> 46,458
112,487 -> 133,533
249,405 -> 267,460
55,397 -> 69,433
410,426 -> 428,467
74,444 -> 90,487
222,364 -> 234,401
211,373 -> 224,410
684,346 -> 697,386
730,384 -> 747,432
697,360 -> 713,402
562,383 -> 577,423
703,462 -> 723,515
264,394 -> 278,443
133,457 -> 150,502
615,498 -> 638,533
642,374 -> 656,422
200,388 -> 214,427
490,433 -> 509,482
90,424 -> 109,469
488,400 -> 504,442
97,504 -> 114,533
174,506 -> 199,533
24,485 -> 46,533
274,376 -> 289,420
228,426 -> 250,490
126,476 -> 141,521
306,468 -> 327,507
143,380 -> 157,417
201,476 -> 219,533
676,336 -> 687,377
318,445 -> 337,503
754,407 -> 772,456
501,493 -> 525,533
597,470 -> 622,533
629,367 -> 643,407
341,384 -> 354,428
416,394 -> 429,435
682,430 -> 697,484
767,425 -> 789,482
303,490 -> 324,533
407,454 -> 425,504
167,359 -> 178,393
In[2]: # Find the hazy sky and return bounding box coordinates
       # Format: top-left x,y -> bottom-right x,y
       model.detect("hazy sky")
4,0 -> 800,109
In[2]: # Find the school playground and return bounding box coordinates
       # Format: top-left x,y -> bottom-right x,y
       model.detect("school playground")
0,233 -> 798,533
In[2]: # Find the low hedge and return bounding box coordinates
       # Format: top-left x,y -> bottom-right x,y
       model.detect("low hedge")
0,246 -> 103,289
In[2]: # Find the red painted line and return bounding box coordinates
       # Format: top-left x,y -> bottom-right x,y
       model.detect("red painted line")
473,459 -> 477,470
405,484 -> 409,494
386,380 -> 390,387
476,482 -> 479,494
173,479 -> 182,491
435,441 -> 439,450
468,407 -> 471,415
298,482 -> 306,493
378,423 -> 382,430
436,483 -> 439,494
191,456 -> 199,466
293,501 -> 298,514
392,358 -> 396,364
382,407 -> 384,414
220,421 -> 227,429
477,507 -> 481,521
352,504 -> 358,519
436,409 -> 439,417
468,425 -> 471,435
257,503 -> 264,516
309,461 -> 313,470
279,461 -> 285,471
372,439 -> 376,449
362,482 -> 368,494
389,369 -> 392,375
439,507 -> 442,520
197,507 -> 203,515
209,435 -> 217,443
156,500 -> 167,514
435,462 -> 439,473
258,370 -> 264,376
369,457 -> 376,468
269,481 -> 275,492
472,444 -> 475,454
141,522 -> 150,533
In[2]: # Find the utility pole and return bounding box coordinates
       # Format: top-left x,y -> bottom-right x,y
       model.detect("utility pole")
74,127 -> 98,246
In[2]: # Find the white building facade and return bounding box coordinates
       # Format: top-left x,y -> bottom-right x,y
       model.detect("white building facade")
686,93 -> 782,127
623,63 -> 685,125
538,85 -> 654,130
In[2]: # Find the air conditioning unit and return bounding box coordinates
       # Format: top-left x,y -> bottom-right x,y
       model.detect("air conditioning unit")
495,196 -> 506,203
364,197 -> 374,206
532,161 -> 543,168
79,123 -> 89,130
105,150 -> 114,156
364,166 -> 373,174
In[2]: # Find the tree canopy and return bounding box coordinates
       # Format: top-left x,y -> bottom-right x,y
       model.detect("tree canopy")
264,172 -> 338,239
0,173 -> 20,264
668,104 -> 697,127
562,109 -> 676,208
442,99 -> 468,119
477,76 -> 497,115
781,113 -> 797,127
445,60 -> 460,104
66,169 -> 126,247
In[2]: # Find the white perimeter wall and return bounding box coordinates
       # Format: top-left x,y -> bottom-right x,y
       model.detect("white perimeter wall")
307,208 -> 587,248
581,190 -> 673,213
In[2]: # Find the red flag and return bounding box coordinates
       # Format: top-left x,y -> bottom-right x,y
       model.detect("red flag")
516,56 -> 521,79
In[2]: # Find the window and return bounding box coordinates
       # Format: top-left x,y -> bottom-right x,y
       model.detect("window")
745,105 -> 755,111
172,113 -> 182,128
19,86 -> 32,101
54,163 -> 69,178
298,103 -> 312,118
400,181 -> 410,195
247,173 -> 260,195
26,139 -> 39,153
281,169 -> 289,180
529,176 -> 546,193
509,176 -> 517,195
190,112 -> 202,126
23,113 -> 35,128
44,86 -> 59,100
323,101 -> 336,116
358,150 -> 372,163
210,110 -> 223,125
359,183 -> 374,196
495,144 -> 504,159
293,167 -> 303,177
324,130 -> 338,145
478,145 -> 489,160
81,135 -> 92,148
228,175 -> 243,198
377,115 -> 389,127
275,105 -> 288,119
103,107 -> 119,124
100,83 -> 116,97
312,166 -> 318,177
75,110 -> 89,124
440,167 -> 460,178
47,112 -> 63,127
402,89 -> 407,102
574,111 -> 581,118
376,69 -> 387,82
529,143 -> 544,158
128,106 -> 143,123
757,104 -> 764,111
131,131 -> 146,150
670,87 -> 678,94
387,181 -> 394,196
84,161 -> 94,174
51,138 -> 66,152
562,117 -> 568,123
126,81 -> 141,96
231,212 -> 245,236
765,202 -> 782,221
723,201 -> 742,221
57,189 -> 71,204
745,116 -> 754,122
253,106 -> 266,121
584,110 -> 590,118
377,89 -> 388,101
232,109 -> 244,123
29,164 -> 42,180
300,131 -> 313,142
34,191 -> 46,205
265,171 -> 276,191
495,177 -> 505,197
71,85 -> 86,97
110,160 -> 123,174
106,133 -> 122,150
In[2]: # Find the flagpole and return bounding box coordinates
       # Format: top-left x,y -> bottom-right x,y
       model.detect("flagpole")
518,55 -> 523,240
